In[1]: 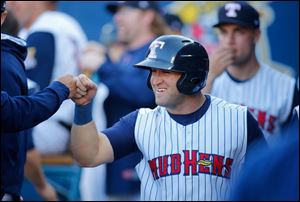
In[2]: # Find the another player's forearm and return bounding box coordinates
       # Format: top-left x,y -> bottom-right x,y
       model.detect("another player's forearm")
25,149 -> 58,201
24,149 -> 47,189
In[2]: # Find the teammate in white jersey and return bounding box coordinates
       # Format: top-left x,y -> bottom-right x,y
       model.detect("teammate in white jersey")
202,2 -> 299,144
71,35 -> 266,201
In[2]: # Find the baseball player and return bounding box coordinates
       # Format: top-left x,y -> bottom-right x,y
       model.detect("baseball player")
203,2 -> 299,145
98,2 -> 166,200
71,35 -> 266,201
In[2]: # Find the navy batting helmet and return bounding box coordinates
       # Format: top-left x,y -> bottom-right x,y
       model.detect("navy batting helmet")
134,35 -> 209,95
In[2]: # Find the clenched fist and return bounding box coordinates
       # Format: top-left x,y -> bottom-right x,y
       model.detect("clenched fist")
72,74 -> 98,105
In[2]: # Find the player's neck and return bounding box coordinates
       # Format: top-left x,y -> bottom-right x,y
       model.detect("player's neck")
167,93 -> 206,115
228,57 -> 260,80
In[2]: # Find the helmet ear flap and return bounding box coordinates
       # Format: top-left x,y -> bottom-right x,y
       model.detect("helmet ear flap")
197,71 -> 208,90
176,71 -> 208,95
177,74 -> 198,95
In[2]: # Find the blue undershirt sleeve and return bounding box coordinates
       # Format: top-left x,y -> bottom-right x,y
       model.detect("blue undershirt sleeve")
102,110 -> 140,160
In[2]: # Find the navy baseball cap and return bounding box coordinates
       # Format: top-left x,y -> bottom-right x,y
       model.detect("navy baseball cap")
1,1 -> 6,13
213,2 -> 260,29
106,1 -> 160,14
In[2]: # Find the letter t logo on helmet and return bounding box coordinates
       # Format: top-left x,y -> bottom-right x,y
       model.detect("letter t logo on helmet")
148,41 -> 165,59
134,35 -> 209,95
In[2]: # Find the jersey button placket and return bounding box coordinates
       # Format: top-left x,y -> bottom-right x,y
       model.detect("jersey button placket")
186,126 -> 192,148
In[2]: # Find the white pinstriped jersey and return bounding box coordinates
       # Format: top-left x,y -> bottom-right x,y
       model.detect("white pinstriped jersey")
134,96 -> 248,201
211,64 -> 296,143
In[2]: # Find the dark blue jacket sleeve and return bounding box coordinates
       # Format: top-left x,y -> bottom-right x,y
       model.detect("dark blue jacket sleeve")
26,129 -> 35,151
1,81 -> 69,132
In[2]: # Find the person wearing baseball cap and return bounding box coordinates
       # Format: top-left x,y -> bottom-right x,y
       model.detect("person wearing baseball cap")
213,1 -> 259,29
204,1 -> 299,149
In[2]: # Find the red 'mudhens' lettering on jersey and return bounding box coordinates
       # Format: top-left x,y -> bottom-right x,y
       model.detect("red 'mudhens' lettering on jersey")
148,150 -> 234,180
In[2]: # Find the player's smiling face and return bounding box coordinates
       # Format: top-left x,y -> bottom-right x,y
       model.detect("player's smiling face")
150,69 -> 186,109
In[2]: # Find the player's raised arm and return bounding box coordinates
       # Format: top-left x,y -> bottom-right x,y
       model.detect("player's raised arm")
71,74 -> 114,167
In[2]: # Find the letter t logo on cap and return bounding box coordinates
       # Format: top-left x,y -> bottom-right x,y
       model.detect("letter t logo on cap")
225,3 -> 241,17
